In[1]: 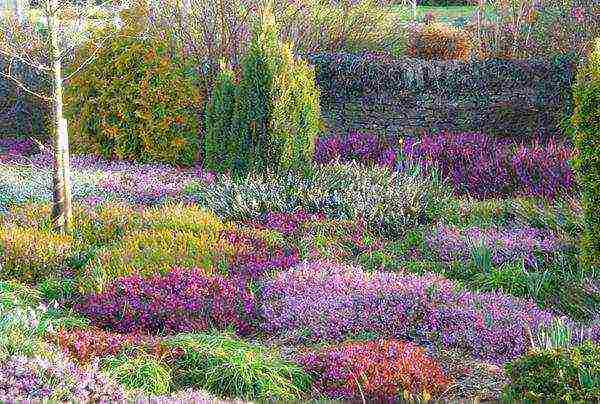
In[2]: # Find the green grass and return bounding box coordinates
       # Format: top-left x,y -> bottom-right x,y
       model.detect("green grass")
390,5 -> 476,20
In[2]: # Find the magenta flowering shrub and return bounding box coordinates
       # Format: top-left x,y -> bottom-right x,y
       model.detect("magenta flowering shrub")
75,269 -> 257,336
297,339 -> 450,401
402,132 -> 575,199
259,260 -> 556,364
509,138 -> 576,199
315,132 -> 397,169
426,225 -> 567,269
0,138 -> 36,162
248,210 -> 326,237
222,229 -> 301,281
313,131 -> 575,199
0,354 -> 125,402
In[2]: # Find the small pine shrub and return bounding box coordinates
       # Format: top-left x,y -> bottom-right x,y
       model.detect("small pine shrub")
0,227 -> 73,284
571,38 -> 600,271
64,3 -> 203,166
231,7 -> 282,175
503,341 -> 600,401
203,6 -> 321,175
270,43 -> 321,171
165,333 -> 311,400
203,61 -> 237,174
407,22 -> 472,60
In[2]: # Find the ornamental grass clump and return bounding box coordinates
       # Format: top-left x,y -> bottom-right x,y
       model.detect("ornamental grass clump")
259,260 -> 556,364
571,38 -> 600,271
100,354 -> 173,396
188,162 -> 453,237
75,269 -> 257,336
298,339 -> 450,401
164,332 -> 311,401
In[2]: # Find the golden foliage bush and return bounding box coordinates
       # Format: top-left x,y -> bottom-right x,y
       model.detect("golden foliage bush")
64,3 -> 203,166
406,22 -> 472,61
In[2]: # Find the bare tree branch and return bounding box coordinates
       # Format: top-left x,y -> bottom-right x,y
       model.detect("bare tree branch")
0,70 -> 51,100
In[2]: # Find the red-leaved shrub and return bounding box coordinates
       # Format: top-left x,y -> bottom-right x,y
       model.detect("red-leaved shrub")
50,328 -> 182,366
298,339 -> 450,401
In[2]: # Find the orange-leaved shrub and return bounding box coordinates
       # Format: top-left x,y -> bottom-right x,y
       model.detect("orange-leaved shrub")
407,22 -> 472,61
64,3 -> 203,166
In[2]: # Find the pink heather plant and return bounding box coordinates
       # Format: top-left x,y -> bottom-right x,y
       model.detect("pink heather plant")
0,354 -> 125,402
259,260 -> 556,364
75,269 -> 257,336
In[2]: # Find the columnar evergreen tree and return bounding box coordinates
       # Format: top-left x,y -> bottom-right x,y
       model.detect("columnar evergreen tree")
571,38 -> 600,271
203,60 -> 237,173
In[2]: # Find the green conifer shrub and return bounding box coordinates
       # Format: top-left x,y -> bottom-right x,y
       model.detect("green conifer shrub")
203,61 -> 237,174
270,43 -> 322,172
203,6 -> 322,176
571,38 -> 600,271
232,7 -> 282,175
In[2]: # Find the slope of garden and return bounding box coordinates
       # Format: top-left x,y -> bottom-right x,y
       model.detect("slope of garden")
1,0 -> 599,402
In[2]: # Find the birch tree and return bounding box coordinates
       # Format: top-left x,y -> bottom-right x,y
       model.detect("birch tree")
0,0 -> 119,233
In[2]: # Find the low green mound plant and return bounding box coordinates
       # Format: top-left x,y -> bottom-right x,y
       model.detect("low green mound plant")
572,38 -> 600,271
64,2 -> 203,166
164,333 -> 311,401
100,354 -> 172,396
503,340 -> 600,402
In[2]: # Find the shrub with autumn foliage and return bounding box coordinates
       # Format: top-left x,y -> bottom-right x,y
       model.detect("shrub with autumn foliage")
50,328 -> 174,366
75,269 -> 257,336
0,227 -> 73,284
298,339 -> 449,401
64,3 -> 203,166
406,22 -> 472,61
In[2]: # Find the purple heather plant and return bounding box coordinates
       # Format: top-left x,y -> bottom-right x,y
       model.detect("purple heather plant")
75,268 -> 257,336
314,132 -> 397,169
259,260 -> 557,364
0,354 -> 125,402
426,225 -> 567,269
401,132 -> 576,199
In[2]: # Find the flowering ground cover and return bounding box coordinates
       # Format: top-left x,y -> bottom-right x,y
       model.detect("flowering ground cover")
0,136 -> 598,402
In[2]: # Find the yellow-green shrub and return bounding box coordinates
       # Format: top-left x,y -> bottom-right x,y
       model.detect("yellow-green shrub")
64,3 -> 203,166
0,227 -> 73,284
73,203 -> 226,247
76,229 -> 233,293
571,38 -> 600,271
406,22 -> 472,61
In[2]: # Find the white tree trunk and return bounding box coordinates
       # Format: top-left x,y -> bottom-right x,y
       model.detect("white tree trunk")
47,0 -> 73,233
